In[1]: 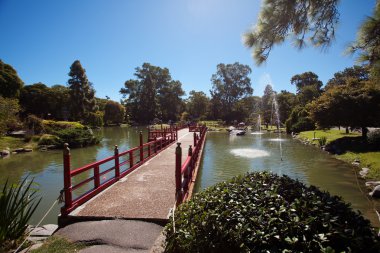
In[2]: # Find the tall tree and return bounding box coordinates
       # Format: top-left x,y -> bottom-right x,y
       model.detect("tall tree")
243,0 -> 339,65
210,62 -> 253,122
276,90 -> 297,124
67,60 -> 96,121
349,1 -> 380,78
0,97 -> 20,136
0,59 -> 24,98
309,79 -> 380,138
120,63 -> 184,124
261,84 -> 274,124
186,90 -> 210,120
325,65 -> 369,90
104,100 -> 125,125
291,71 -> 323,105
19,83 -> 50,118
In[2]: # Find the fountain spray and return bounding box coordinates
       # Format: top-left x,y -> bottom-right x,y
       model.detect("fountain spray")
272,91 -> 283,161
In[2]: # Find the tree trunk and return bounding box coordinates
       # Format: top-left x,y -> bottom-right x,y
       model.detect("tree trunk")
345,127 -> 349,134
362,127 -> 368,140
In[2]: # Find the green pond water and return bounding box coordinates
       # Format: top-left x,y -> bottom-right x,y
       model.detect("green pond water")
0,127 -> 378,227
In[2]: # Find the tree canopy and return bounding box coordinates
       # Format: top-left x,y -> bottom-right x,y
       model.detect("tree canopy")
120,63 -> 184,124
291,71 -> 323,105
186,90 -> 210,120
104,100 -> 125,125
67,60 -> 96,121
243,0 -> 339,65
325,65 -> 369,90
210,62 -> 253,122
0,59 -> 24,98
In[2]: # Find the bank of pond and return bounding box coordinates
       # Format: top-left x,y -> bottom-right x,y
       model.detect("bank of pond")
0,126 -> 379,228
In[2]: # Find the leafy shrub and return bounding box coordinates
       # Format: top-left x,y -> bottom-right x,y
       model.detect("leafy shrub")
84,111 -> 104,127
0,177 -> 41,249
38,134 -> 61,146
54,128 -> 100,148
285,106 -> 315,133
368,129 -> 380,150
42,120 -> 84,134
165,172 -> 380,253
317,136 -> 327,147
25,115 -> 44,134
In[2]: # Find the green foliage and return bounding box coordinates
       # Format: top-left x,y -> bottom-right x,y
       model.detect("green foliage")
68,60 -> 96,121
38,134 -> 61,146
42,120 -> 84,133
368,129 -> 380,149
243,0 -> 339,65
25,115 -> 44,134
120,63 -> 185,124
104,100 -> 125,125
210,62 -> 253,123
54,128 -> 100,148
0,59 -> 24,98
165,172 -> 380,253
325,65 -> 369,90
31,236 -> 85,253
0,177 -> 41,248
285,106 -> 315,133
84,111 -> 104,127
317,136 -> 327,146
0,97 -> 20,136
186,90 -> 210,120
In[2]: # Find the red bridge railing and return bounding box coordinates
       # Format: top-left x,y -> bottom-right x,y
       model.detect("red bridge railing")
61,128 -> 177,216
175,125 -> 207,205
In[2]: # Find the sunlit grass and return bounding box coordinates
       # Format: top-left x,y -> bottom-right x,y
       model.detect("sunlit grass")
298,129 -> 360,144
31,236 -> 85,253
0,136 -> 38,150
339,152 -> 380,179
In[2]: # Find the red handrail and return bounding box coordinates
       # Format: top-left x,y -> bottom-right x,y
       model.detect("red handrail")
61,128 -> 179,216
175,125 -> 207,205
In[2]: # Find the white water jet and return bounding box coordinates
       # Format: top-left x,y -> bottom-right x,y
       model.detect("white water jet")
230,148 -> 270,159
271,91 -> 283,161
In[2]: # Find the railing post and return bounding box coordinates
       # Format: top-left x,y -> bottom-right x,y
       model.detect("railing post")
62,143 -> 72,215
193,132 -> 197,147
94,165 -> 100,188
184,145 -> 193,192
164,128 -> 167,145
176,126 -> 178,141
139,131 -> 144,162
114,145 -> 120,180
129,151 -> 134,169
175,143 -> 182,204
154,137 -> 157,153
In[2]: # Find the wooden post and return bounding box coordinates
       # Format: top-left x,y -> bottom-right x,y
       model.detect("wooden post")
94,165 -> 100,188
62,143 -> 72,214
184,145 -> 193,192
176,126 -> 178,140
193,132 -> 197,147
175,143 -> 182,204
154,137 -> 157,153
114,145 -> 120,180
139,131 -> 144,162
129,151 -> 134,169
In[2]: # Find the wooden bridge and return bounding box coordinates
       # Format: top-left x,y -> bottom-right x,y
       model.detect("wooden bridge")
58,125 -> 207,225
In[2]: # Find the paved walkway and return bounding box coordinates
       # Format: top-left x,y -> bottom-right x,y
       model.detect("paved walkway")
69,128 -> 194,221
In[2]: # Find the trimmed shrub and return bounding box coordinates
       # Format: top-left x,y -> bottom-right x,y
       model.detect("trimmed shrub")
42,120 -> 84,134
84,111 -> 103,127
165,172 -> 380,253
38,134 -> 61,146
54,128 -> 100,148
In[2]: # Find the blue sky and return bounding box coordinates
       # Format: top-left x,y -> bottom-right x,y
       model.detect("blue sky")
0,0 -> 377,101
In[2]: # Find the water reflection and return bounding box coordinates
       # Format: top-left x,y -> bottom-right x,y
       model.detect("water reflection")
195,132 -> 380,227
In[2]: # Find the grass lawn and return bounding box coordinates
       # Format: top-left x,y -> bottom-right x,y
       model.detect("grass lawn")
298,129 -> 380,180
0,136 -> 38,150
31,236 -> 85,253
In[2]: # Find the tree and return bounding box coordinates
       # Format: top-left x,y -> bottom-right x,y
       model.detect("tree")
210,63 -> 253,122
291,71 -> 323,105
325,65 -> 369,90
276,90 -> 297,124
19,83 -> 50,118
120,63 -> 184,124
48,85 -> 70,120
0,59 -> 24,98
104,100 -> 125,125
0,97 -> 20,136
309,79 -> 380,138
67,60 -> 96,121
261,84 -> 274,124
349,1 -> 380,78
243,0 -> 339,65
186,90 -> 210,120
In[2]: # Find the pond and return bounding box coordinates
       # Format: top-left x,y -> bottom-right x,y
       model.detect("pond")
0,127 -> 378,227
194,131 -> 380,227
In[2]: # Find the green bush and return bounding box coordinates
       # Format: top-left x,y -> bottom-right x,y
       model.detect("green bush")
84,111 -> 104,127
54,128 -> 100,148
317,136 -> 327,147
25,115 -> 44,134
0,177 -> 41,250
42,120 -> 84,134
165,172 -> 380,253
38,134 -> 61,146
368,129 -> 380,150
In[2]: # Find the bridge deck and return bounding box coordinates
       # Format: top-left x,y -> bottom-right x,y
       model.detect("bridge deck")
69,128 -> 195,221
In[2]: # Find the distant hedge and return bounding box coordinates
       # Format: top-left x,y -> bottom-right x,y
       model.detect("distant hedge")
165,172 -> 380,253
42,120 -> 84,133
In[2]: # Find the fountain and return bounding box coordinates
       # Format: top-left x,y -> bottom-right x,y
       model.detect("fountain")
270,91 -> 283,161
251,114 -> 264,135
